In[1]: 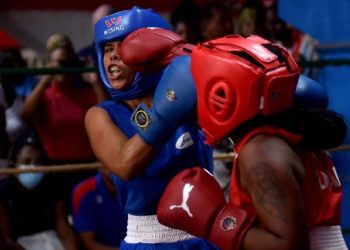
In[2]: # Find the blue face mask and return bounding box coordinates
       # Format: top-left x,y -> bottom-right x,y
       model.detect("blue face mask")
17,164 -> 44,190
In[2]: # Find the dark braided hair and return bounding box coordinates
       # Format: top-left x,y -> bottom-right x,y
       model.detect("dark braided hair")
232,107 -> 347,150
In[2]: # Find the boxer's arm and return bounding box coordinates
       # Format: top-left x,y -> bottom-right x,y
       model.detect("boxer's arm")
239,135 -> 309,250
85,106 -> 157,180
157,136 -> 309,250
20,74 -> 52,121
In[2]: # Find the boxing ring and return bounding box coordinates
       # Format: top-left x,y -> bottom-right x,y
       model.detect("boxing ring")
1,54 -> 350,244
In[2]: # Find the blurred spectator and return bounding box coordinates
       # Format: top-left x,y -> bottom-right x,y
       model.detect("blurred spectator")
78,3 -> 117,66
0,106 -> 10,190
0,131 -> 79,250
0,106 -> 9,158
0,30 -> 39,143
200,2 -> 234,41
0,54 -> 10,187
72,168 -> 127,249
261,2 -> 294,49
235,0 -> 307,61
21,33 -> 106,164
236,0 -> 265,37
77,4 -> 115,100
260,0 -> 276,8
236,7 -> 258,37
20,34 -> 108,214
257,1 -> 308,61
0,27 -> 43,68
293,32 -> 319,62
0,83 -> 6,109
20,48 -> 45,68
0,28 -> 22,51
170,0 -> 202,44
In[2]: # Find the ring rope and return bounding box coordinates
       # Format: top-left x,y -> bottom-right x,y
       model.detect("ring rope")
1,149 -> 350,235
0,144 -> 349,175
0,162 -> 102,175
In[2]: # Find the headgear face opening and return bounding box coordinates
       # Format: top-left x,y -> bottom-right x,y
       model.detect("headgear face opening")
191,35 -> 300,145
94,6 -> 171,100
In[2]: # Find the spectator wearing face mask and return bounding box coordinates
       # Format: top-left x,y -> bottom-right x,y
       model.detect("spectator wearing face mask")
0,131 -> 80,250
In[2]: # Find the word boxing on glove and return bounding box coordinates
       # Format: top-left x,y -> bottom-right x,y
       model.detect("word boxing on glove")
157,167 -> 255,250
120,27 -> 194,73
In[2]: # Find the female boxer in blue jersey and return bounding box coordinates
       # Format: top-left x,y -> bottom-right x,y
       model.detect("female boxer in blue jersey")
84,6 -> 219,250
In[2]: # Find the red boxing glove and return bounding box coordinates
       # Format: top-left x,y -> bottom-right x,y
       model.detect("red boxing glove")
157,167 -> 255,250
120,27 -> 194,73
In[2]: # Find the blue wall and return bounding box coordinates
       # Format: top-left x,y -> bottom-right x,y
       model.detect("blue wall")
279,0 -> 350,43
279,0 -> 350,246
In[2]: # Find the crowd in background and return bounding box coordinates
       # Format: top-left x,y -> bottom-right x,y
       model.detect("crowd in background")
0,0 -> 314,249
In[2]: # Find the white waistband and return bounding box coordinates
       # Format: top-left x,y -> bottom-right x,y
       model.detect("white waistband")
124,214 -> 195,244
310,225 -> 348,250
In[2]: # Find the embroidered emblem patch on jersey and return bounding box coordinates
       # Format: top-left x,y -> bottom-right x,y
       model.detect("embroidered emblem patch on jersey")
175,132 -> 194,149
132,106 -> 152,131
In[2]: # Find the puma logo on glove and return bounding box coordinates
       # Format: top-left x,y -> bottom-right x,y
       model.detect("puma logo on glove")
169,183 -> 194,217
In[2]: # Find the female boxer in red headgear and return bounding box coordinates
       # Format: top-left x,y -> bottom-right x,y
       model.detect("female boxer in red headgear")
143,34 -> 348,250
113,20 -> 348,248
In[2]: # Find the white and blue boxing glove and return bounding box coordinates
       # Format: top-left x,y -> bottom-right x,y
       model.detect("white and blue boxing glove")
131,56 -> 197,147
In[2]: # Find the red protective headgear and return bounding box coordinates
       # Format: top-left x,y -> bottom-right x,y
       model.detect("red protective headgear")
191,35 -> 300,145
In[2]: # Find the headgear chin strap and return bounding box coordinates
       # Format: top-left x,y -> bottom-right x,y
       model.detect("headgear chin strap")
109,72 -> 162,100
94,6 -> 171,101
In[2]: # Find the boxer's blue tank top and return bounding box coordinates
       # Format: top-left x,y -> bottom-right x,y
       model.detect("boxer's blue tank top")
97,100 -> 213,215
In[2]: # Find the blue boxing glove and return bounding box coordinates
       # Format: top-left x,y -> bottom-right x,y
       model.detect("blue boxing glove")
295,75 -> 329,109
130,55 -> 197,147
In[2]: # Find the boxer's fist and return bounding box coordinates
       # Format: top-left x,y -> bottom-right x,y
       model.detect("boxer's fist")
120,28 -> 194,73
157,167 -> 255,250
